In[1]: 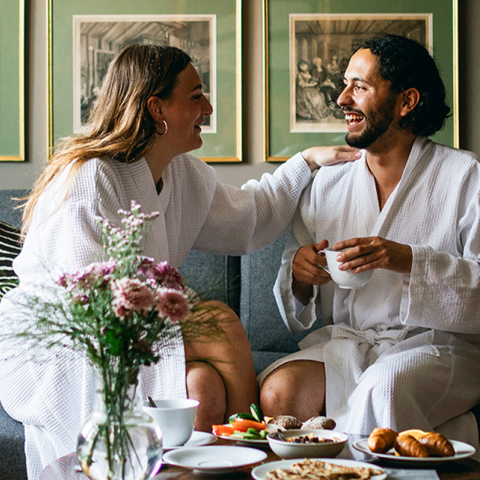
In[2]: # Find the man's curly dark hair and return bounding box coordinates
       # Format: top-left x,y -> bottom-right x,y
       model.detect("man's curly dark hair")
337,34 -> 451,137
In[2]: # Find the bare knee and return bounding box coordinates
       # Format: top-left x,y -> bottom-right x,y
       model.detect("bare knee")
186,361 -> 226,431
185,300 -> 253,361
184,301 -> 257,419
260,369 -> 290,416
260,360 -> 326,421
198,300 -> 237,322
201,301 -> 248,340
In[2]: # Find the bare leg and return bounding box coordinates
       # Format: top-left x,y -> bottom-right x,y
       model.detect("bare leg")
260,360 -> 326,421
186,360 -> 226,431
183,301 -> 258,429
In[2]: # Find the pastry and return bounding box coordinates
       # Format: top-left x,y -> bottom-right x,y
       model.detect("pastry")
301,416 -> 336,430
417,432 -> 455,457
394,434 -> 429,457
367,427 -> 398,453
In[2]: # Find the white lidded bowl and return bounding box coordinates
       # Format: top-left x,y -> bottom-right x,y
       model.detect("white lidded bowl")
267,429 -> 348,459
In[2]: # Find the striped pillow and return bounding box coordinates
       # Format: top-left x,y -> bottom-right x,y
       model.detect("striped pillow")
0,221 -> 21,298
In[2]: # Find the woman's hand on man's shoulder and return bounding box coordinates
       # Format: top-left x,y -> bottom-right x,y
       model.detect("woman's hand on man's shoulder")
301,146 -> 361,171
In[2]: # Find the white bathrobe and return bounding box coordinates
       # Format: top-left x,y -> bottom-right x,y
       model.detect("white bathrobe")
261,137 -> 480,456
0,152 -> 312,480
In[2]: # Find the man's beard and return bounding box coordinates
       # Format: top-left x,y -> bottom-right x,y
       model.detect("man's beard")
345,97 -> 397,149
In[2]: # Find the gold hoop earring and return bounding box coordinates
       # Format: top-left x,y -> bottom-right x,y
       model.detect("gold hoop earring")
155,120 -> 168,136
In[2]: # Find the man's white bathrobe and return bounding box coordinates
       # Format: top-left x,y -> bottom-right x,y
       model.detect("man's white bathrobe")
0,152 -> 312,480
261,137 -> 480,455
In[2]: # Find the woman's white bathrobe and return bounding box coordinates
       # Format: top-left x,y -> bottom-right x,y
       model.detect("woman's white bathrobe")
0,152 -> 312,480
261,137 -> 480,455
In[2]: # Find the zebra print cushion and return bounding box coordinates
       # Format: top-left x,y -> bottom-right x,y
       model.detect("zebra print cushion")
0,221 -> 21,298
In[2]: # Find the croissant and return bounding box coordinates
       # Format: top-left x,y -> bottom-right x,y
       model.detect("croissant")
394,434 -> 429,457
417,432 -> 455,457
367,427 -> 398,453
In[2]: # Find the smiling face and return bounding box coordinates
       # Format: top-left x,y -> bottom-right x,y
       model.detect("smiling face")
337,49 -> 402,150
160,63 -> 213,156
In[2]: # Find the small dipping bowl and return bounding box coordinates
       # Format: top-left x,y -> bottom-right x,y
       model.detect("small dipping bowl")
143,398 -> 199,448
267,429 -> 348,459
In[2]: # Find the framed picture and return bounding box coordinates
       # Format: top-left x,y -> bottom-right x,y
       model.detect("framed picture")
48,0 -> 242,162
264,0 -> 458,161
0,0 -> 25,161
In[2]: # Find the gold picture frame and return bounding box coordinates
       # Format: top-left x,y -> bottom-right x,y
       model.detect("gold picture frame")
264,0 -> 458,162
47,0 -> 242,163
0,0 -> 25,161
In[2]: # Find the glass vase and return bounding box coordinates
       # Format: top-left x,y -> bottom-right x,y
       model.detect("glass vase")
77,370 -> 163,480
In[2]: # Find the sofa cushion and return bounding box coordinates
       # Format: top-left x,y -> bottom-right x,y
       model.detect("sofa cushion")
180,251 -> 241,316
0,402 -> 27,480
0,190 -> 26,229
0,221 -> 21,299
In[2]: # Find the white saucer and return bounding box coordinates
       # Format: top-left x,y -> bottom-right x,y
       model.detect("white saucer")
163,431 -> 217,451
163,445 -> 267,474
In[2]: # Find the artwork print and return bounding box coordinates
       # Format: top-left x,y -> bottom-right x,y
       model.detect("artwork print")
73,15 -> 215,134
290,14 -> 431,133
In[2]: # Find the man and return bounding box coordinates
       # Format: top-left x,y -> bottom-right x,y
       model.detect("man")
259,35 -> 480,451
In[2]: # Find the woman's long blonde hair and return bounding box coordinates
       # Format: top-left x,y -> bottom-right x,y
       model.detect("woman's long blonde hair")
21,44 -> 192,235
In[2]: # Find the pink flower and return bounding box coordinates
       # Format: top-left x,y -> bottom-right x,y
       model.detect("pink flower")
154,261 -> 185,290
59,260 -> 117,290
137,258 -> 155,278
155,288 -> 191,323
111,278 -> 155,318
137,259 -> 184,290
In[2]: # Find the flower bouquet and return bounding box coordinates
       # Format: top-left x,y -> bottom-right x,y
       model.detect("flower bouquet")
10,201 -> 227,480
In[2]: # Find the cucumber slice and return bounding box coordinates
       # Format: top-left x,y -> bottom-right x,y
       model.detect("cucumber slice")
230,431 -> 261,439
228,412 -> 256,423
250,403 -> 264,422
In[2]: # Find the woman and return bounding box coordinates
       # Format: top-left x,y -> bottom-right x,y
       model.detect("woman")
296,59 -> 330,121
0,44 -> 358,480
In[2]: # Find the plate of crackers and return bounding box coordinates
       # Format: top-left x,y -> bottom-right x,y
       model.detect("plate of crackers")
251,458 -> 386,480
353,427 -> 476,465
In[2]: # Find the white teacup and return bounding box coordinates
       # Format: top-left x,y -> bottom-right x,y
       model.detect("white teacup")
320,247 -> 373,289
143,398 -> 199,448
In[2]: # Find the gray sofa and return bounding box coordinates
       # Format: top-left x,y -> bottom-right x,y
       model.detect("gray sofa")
0,189 -> 321,480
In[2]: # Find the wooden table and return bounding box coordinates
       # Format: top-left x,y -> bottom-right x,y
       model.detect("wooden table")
40,436 -> 480,480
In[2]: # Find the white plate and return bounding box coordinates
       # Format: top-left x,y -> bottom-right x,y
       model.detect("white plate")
163,431 -> 217,451
216,424 -> 268,446
353,438 -> 476,465
217,434 -> 269,446
251,458 -> 386,480
163,445 -> 268,474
